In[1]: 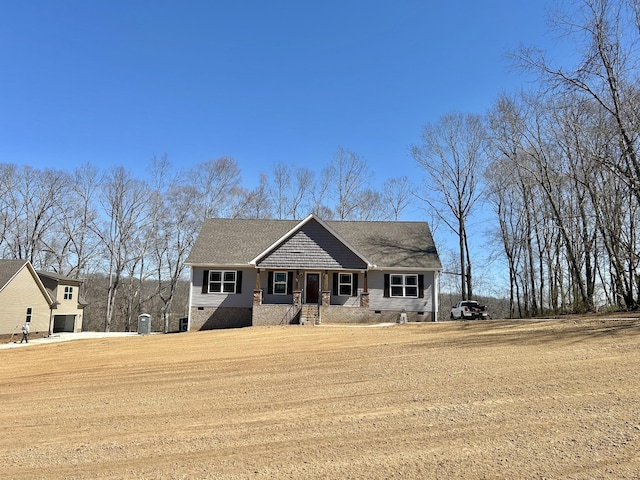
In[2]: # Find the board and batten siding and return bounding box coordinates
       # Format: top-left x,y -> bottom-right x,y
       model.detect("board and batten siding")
190,267 -> 255,308
0,267 -> 50,335
367,270 -> 436,313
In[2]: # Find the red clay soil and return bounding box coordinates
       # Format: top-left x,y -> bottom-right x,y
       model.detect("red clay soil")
1,315 -> 640,479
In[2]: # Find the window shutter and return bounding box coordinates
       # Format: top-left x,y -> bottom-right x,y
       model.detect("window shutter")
236,271 -> 243,294
202,270 -> 209,294
267,271 -> 273,294
384,274 -> 390,297
418,274 -> 424,298
352,274 -> 358,297
332,273 -> 338,296
287,272 -> 293,294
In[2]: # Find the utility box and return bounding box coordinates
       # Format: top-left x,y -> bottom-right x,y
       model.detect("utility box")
138,314 -> 151,335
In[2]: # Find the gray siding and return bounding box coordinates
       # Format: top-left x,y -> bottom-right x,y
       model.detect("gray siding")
259,270 -> 296,304
329,293 -> 360,306
329,271 -> 361,306
368,270 -> 435,313
190,267 -> 255,308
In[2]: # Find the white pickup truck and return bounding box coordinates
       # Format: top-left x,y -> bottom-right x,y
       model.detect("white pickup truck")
450,300 -> 490,320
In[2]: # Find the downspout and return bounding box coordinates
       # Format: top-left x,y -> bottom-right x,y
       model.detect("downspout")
48,308 -> 54,337
434,270 -> 440,322
186,267 -> 194,331
47,300 -> 58,337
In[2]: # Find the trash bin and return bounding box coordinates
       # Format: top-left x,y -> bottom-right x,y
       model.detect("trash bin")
138,314 -> 151,335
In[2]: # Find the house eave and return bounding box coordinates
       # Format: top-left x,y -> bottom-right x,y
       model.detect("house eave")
188,262 -> 442,273
188,262 -> 251,269
368,266 -> 442,272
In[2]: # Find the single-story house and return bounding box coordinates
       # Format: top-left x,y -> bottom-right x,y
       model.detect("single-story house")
186,215 -> 442,329
37,270 -> 86,333
0,259 -> 54,339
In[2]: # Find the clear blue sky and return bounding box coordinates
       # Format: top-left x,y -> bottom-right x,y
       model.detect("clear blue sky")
1,0 -> 560,190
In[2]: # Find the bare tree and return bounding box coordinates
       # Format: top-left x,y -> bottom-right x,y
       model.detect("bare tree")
351,189 -> 383,220
235,172 -> 273,219
412,112 -> 487,300
188,156 -> 242,220
290,167 -> 314,219
270,163 -> 315,220
0,164 -> 20,256
271,162 -> 290,220
94,166 -> 150,332
381,176 -> 413,220
311,165 -> 334,219
46,163 -> 102,277
1,166 -> 68,268
329,147 -> 373,220
146,157 -> 200,332
512,0 -> 640,309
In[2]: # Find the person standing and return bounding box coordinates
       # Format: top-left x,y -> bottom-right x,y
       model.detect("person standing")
20,323 -> 29,343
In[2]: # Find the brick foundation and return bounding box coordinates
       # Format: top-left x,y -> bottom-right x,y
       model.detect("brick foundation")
320,307 -> 435,324
190,307 -> 252,330
253,304 -> 300,326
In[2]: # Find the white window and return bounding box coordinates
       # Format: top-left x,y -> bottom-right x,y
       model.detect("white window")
273,272 -> 288,295
338,273 -> 353,296
64,286 -> 73,300
208,271 -> 237,294
390,274 -> 419,298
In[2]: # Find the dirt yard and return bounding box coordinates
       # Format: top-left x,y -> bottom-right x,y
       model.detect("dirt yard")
1,316 -> 640,479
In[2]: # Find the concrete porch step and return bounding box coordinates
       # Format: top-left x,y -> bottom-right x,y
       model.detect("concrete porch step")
300,305 -> 320,325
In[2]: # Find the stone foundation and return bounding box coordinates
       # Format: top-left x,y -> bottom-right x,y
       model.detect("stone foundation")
322,291 -> 330,307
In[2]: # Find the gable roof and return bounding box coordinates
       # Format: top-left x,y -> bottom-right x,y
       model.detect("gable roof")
37,270 -> 88,307
251,215 -> 372,270
0,259 -> 55,305
0,259 -> 27,290
186,215 -> 441,270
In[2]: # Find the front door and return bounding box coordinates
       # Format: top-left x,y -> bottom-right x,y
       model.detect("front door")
305,273 -> 320,304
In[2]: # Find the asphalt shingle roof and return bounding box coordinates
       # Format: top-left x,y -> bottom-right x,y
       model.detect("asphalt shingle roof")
0,259 -> 28,291
186,216 -> 442,270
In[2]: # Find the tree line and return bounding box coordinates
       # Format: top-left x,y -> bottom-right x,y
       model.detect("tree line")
0,151 -> 414,331
413,0 -> 640,316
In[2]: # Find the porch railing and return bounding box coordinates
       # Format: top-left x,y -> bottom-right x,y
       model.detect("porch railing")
280,304 -> 301,325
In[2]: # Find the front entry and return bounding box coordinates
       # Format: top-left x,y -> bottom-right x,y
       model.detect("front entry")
305,273 -> 320,304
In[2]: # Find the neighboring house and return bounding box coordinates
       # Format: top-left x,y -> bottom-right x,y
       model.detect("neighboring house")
36,270 -> 86,333
0,259 -> 54,339
186,215 -> 442,329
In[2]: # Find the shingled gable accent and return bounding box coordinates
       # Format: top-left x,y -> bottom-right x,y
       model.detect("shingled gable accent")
250,215 -> 371,270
